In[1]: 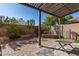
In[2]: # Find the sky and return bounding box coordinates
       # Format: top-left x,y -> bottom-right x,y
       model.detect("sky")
0,3 -> 79,25
0,3 -> 48,25
71,12 -> 79,17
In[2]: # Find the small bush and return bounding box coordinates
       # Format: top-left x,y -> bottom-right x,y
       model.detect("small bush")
7,24 -> 21,39
42,27 -> 50,34
8,31 -> 21,39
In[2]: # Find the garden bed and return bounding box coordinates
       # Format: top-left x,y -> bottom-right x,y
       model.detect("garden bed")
0,34 -> 37,45
42,34 -> 59,39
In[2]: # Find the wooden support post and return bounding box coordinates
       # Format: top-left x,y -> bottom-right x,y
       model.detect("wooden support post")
58,18 -> 61,40
61,18 -> 64,38
38,10 -> 41,46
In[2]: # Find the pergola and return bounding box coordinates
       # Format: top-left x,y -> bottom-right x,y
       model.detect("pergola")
21,3 -> 79,47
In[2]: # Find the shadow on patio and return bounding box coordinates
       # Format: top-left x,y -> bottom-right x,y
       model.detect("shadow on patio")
40,45 -> 79,56
7,37 -> 38,51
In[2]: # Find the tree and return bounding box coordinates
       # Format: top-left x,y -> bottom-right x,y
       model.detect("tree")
26,20 -> 31,29
26,20 -> 30,26
19,18 -> 25,25
64,15 -> 73,22
8,17 -> 17,25
42,15 -> 59,33
43,15 -> 59,28
29,19 -> 35,26
0,16 -> 5,26
44,15 -> 58,26
4,16 -> 10,24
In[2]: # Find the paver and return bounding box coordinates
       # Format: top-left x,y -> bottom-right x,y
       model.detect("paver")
1,38 -> 79,56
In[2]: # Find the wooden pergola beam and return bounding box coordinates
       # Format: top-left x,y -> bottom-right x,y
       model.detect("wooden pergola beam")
21,3 -> 61,18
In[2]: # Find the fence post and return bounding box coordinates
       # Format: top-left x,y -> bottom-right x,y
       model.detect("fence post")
0,45 -> 2,56
69,29 -> 71,39
76,33 -> 77,40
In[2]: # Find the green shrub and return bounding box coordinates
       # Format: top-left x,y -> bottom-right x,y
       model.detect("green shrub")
8,29 -> 21,39
7,24 -> 21,39
42,27 -> 50,34
74,40 -> 79,43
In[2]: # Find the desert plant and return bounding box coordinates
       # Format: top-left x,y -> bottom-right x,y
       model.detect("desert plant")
7,24 -> 21,39
0,16 -> 5,26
